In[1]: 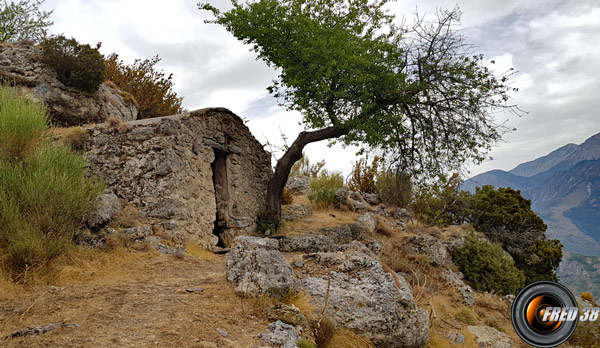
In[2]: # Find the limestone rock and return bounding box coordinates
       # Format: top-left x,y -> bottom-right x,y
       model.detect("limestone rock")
286,176 -> 311,196
316,223 -> 366,244
257,321 -> 300,348
466,326 -> 513,348
278,235 -> 333,253
348,198 -> 368,212
333,189 -> 350,209
403,235 -> 450,266
85,193 -> 122,230
362,192 -> 381,205
226,236 -> 293,297
297,251 -> 429,348
357,212 -> 376,233
391,208 -> 412,223
0,42 -> 137,126
281,203 -> 313,222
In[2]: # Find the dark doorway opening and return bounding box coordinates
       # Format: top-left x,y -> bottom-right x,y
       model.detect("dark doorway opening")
211,149 -> 229,247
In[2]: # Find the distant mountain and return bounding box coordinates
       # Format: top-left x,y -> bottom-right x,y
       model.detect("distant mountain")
509,143 -> 578,177
463,132 -> 600,255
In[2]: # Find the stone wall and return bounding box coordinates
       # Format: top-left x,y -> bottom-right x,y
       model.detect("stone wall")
84,108 -> 272,247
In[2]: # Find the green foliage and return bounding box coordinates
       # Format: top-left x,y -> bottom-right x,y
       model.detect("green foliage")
376,169 -> 412,207
469,185 -> 547,250
0,0 -> 53,43
0,84 -> 48,159
455,306 -> 477,325
41,35 -> 105,94
104,53 -> 184,119
256,213 -> 278,233
297,340 -> 317,348
0,85 -> 101,279
308,171 -> 343,209
411,173 -> 469,225
348,155 -> 379,194
451,233 -> 525,295
521,239 -> 562,283
201,1 -> 518,180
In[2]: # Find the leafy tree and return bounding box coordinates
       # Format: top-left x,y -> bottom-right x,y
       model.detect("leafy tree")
200,0 -> 519,224
0,0 -> 52,43
452,233 -> 525,295
105,53 -> 184,119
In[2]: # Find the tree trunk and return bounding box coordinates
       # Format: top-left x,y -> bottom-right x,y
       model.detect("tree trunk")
265,126 -> 349,226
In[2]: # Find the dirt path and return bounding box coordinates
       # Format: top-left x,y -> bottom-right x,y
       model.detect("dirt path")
0,250 -> 267,348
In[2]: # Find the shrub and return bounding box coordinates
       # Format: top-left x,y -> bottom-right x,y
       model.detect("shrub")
376,169 -> 412,207
581,292 -> 595,305
451,233 -> 525,295
104,53 -> 184,119
348,155 -> 379,193
455,306 -> 477,325
297,340 -> 318,348
41,35 -> 106,94
0,85 -> 48,159
290,153 -> 326,178
0,85 -> 101,279
308,172 -> 343,209
410,173 -> 469,226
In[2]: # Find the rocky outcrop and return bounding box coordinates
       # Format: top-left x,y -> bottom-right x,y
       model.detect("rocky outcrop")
281,203 -> 313,222
0,42 -> 137,125
226,236 -> 429,348
226,237 -> 294,298
298,252 -> 429,348
85,193 -> 122,230
257,321 -> 300,348
285,176 -> 311,195
84,108 -> 272,247
403,235 -> 450,266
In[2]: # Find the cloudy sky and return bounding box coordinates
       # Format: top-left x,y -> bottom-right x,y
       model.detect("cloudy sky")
42,0 -> 600,178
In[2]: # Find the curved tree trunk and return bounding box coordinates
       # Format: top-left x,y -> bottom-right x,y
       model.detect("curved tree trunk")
265,126 -> 349,226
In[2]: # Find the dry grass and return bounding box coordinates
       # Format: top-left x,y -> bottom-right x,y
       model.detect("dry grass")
455,306 -> 477,325
185,241 -> 219,261
424,329 -> 479,348
325,328 -> 376,348
283,290 -> 316,318
106,116 -> 120,127
109,205 -> 140,228
375,216 -> 395,236
105,80 -> 119,90
58,126 -> 89,150
314,317 -> 336,347
277,197 -> 360,236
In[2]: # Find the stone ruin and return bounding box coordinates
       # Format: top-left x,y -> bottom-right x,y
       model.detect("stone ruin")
84,108 -> 272,248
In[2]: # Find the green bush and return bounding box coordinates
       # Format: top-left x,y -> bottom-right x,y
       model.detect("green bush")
455,306 -> 477,325
376,169 -> 412,207
451,233 -> 525,295
410,173 -> 469,225
297,340 -> 317,348
0,85 -> 101,279
0,85 -> 48,159
42,35 -> 106,94
308,171 -> 343,209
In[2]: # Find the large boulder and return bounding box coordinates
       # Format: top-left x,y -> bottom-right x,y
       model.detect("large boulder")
257,321 -> 300,348
0,42 -> 137,126
226,236 -> 294,298
85,193 -> 122,230
281,203 -> 313,222
403,235 -> 450,266
285,176 -> 311,196
297,251 -> 429,348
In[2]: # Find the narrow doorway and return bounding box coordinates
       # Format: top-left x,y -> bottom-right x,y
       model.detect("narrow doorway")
211,149 -> 229,247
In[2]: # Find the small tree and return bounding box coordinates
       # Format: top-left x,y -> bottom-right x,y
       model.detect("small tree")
105,53 -> 184,119
0,0 -> 53,43
200,1 -> 519,225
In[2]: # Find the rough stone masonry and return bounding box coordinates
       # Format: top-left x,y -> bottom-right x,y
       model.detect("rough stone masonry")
84,108 -> 272,248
